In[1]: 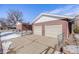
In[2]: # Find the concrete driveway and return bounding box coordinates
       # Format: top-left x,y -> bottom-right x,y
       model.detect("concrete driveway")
9,35 -> 58,54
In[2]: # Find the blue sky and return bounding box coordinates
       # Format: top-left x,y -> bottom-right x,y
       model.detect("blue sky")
0,4 -> 79,23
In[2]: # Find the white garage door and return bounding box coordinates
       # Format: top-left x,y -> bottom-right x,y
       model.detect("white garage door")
45,25 -> 62,38
33,26 -> 42,35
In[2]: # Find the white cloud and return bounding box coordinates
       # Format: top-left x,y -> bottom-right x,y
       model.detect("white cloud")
48,5 -> 79,16
64,5 -> 79,16
64,12 -> 74,15
49,8 -> 63,14
49,5 -> 74,14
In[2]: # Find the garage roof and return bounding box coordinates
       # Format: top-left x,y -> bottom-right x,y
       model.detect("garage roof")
33,13 -> 74,24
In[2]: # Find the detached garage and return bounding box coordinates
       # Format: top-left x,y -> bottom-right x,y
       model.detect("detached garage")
32,13 -> 73,39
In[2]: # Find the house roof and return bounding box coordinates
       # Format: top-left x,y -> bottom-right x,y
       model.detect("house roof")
32,13 -> 74,24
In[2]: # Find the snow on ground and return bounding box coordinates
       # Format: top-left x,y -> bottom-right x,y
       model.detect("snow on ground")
0,31 -> 21,54
64,45 -> 79,53
1,31 -> 13,36
74,34 -> 79,40
1,33 -> 21,41
2,41 -> 12,54
54,51 -> 64,54
2,31 -> 79,54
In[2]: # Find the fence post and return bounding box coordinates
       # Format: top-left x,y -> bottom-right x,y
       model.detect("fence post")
57,32 -> 64,54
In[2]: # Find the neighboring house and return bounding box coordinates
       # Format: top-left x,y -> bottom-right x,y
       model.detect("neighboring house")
16,21 -> 32,31
32,13 -> 73,39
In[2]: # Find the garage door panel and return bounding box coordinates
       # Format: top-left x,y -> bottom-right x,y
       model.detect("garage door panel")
45,25 -> 62,38
33,26 -> 42,35
46,34 -> 57,38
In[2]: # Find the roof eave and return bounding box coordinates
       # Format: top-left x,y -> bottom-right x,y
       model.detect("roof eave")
32,13 -> 74,24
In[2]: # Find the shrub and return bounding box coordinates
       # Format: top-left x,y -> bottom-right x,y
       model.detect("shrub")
73,26 -> 79,33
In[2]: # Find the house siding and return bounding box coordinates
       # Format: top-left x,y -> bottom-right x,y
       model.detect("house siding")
35,16 -> 58,23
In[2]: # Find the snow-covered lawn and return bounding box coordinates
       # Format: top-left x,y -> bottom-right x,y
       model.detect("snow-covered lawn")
1,31 -> 13,36
0,31 -> 21,54
0,31 -> 21,41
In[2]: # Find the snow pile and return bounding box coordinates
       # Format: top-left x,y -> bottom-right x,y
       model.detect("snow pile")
74,34 -> 79,40
54,51 -> 62,54
2,41 -> 12,54
0,31 -> 21,54
63,45 -> 79,53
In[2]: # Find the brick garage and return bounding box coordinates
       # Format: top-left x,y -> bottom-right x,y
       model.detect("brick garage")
32,13 -> 73,39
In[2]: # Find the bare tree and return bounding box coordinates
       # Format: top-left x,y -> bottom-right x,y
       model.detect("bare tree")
0,18 -> 7,27
7,10 -> 23,26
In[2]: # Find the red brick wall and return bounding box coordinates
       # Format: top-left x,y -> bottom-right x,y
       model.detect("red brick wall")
16,23 -> 22,30
16,23 -> 32,31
